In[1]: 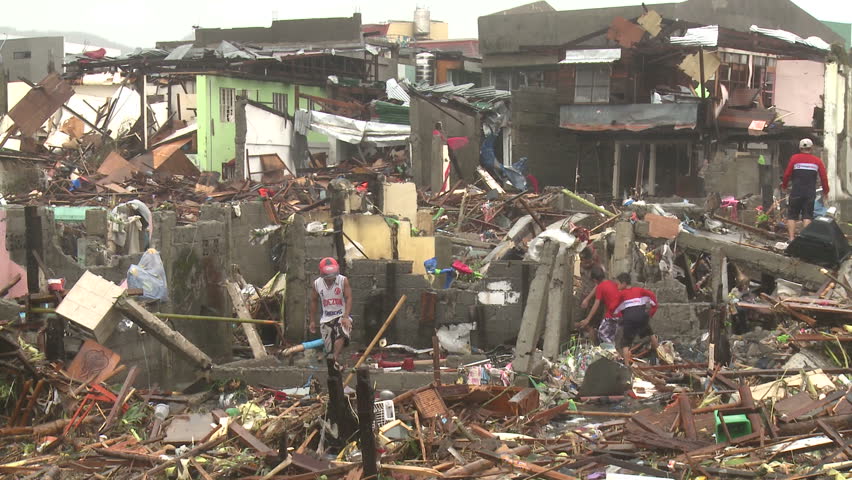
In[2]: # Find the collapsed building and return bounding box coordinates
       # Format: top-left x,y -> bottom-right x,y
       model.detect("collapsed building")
0,2 -> 851,479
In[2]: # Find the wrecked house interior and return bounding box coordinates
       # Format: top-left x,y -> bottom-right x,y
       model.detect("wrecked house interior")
1,0 -> 852,478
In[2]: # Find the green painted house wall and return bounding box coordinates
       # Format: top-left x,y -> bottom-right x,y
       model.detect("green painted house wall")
196,75 -> 328,172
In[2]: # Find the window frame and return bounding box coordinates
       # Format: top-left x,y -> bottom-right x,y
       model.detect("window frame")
574,64 -> 611,104
219,87 -> 236,123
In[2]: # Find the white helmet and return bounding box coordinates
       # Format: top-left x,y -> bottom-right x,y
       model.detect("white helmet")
799,138 -> 813,149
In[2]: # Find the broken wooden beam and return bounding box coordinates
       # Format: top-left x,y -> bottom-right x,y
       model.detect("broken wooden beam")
211,409 -> 277,459
474,449 -> 579,480
102,366 -> 139,432
225,280 -> 267,358
116,297 -> 213,370
444,445 -> 531,477
677,394 -> 697,440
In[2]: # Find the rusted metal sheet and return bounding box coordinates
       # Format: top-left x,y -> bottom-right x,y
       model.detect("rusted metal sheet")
606,16 -> 646,48
717,107 -> 776,129
8,73 -> 74,136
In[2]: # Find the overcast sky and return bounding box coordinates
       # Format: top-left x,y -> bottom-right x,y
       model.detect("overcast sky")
3,0 -> 851,49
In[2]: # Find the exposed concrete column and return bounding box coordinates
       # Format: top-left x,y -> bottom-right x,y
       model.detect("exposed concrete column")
514,241 -> 558,381
611,220 -> 634,277
284,214 -> 308,342
612,142 -> 622,199
542,244 -> 572,360
235,97 -> 248,180
648,143 -> 657,196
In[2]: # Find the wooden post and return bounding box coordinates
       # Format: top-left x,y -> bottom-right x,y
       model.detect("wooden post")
138,72 -> 148,151
344,295 -> 407,386
432,335 -> 441,386
612,142 -> 622,199
356,367 -> 378,479
648,143 -> 657,196
117,297 -> 213,370
24,206 -> 42,293
225,281 -> 267,358
235,97 -> 247,180
326,359 -> 357,443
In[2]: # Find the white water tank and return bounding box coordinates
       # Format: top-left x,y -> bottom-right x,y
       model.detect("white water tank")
415,52 -> 435,85
414,7 -> 431,37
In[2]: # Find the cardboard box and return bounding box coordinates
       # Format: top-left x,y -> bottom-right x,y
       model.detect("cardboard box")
56,271 -> 124,343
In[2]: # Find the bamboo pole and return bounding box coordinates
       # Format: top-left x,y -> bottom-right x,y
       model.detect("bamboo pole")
561,188 -> 616,218
343,295 -> 407,386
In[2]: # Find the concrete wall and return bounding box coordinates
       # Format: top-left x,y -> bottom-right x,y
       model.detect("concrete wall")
511,87 -> 579,188
703,148 -> 761,197
775,60 -> 824,128
1,201 -> 279,387
0,37 -> 63,83
409,96 -> 480,191
196,75 -> 327,172
345,259 -> 533,350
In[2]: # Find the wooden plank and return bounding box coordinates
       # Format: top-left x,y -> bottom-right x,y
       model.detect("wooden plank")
474,449 -> 579,480
778,390 -> 846,423
102,366 -> 139,431
817,418 -> 852,458
291,452 -> 331,472
211,409 -> 277,458
225,281 -> 267,358
677,394 -> 697,440
117,298 -> 213,370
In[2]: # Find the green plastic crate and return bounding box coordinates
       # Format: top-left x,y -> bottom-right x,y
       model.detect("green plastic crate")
714,411 -> 752,443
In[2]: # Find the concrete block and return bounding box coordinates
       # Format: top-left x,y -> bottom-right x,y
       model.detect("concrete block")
84,209 -> 108,237
348,275 -> 375,291
397,274 -> 429,289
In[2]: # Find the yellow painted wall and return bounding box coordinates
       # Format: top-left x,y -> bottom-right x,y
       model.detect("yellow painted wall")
397,225 -> 435,275
382,182 -> 418,223
342,213 -> 435,275
342,214 -> 393,260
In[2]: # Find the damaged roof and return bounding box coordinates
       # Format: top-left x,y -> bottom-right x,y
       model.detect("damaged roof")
409,82 -> 511,112
479,0 -> 844,55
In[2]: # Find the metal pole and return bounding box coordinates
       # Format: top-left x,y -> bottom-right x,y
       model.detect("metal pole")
27,308 -> 277,325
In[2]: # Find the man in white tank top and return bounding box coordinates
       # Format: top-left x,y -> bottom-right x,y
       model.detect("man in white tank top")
309,257 -> 352,369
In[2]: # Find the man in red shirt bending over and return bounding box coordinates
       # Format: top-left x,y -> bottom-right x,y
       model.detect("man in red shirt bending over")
578,266 -> 620,345
782,138 -> 829,241
614,273 -> 659,366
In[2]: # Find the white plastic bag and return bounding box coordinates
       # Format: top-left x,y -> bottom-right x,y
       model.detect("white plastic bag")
127,249 -> 168,302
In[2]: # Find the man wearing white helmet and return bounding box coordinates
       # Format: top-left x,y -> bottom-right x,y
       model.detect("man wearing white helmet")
781,138 -> 828,241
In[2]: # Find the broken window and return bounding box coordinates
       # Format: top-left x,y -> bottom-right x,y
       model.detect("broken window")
272,93 -> 288,114
219,87 -> 235,122
717,52 -> 776,106
13,51 -> 32,60
491,70 -> 514,91
574,65 -> 611,104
